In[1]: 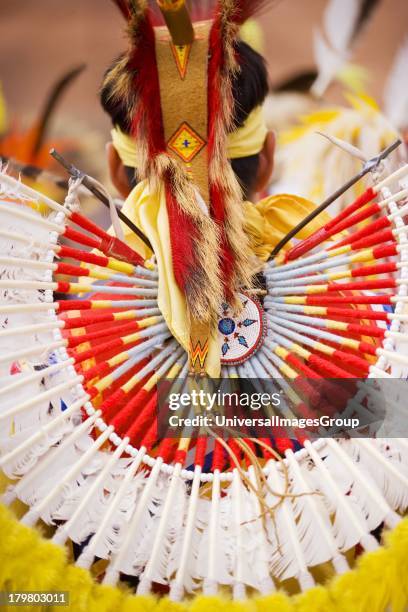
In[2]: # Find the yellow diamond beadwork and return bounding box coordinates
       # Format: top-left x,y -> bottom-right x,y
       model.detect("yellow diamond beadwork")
168,122 -> 206,163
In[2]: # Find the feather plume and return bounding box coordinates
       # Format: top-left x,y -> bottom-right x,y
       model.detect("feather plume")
287,455 -> 339,568
304,442 -> 378,553
349,439 -> 408,513
323,0 -> 361,53
320,444 -> 386,531
227,471 -> 271,591
119,473 -> 169,577
197,474 -> 234,589
266,462 -> 315,590
89,469 -> 146,561
145,475 -> 187,585
168,495 -> 209,593
311,0 -> 380,97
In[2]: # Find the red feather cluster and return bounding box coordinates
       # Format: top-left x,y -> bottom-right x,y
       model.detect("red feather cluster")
125,10 -> 204,300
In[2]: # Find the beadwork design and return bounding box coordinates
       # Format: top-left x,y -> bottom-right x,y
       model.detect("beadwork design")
170,43 -> 191,79
219,293 -> 266,365
168,122 -> 206,163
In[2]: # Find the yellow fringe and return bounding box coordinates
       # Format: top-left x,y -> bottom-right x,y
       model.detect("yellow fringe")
0,503 -> 407,612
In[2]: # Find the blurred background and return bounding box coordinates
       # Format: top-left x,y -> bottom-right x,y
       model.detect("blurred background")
0,0 -> 407,206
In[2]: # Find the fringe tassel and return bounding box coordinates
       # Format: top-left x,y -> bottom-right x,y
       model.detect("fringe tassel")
0,502 -> 407,611
208,3 -> 256,309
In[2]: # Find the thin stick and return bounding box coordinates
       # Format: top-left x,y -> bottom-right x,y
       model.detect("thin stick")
269,139 -> 402,260
49,148 -> 153,251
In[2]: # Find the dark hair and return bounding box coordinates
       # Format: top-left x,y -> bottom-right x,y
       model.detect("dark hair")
101,40 -> 269,197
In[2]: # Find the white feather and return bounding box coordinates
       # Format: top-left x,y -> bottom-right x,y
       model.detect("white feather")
169,467 -> 208,595
120,472 -> 170,578
348,439 -> 408,513
197,471 -> 234,589
286,450 -> 342,568
102,461 -> 164,585
265,461 -> 315,589
304,441 -> 378,553
93,469 -> 146,558
53,440 -> 133,545
311,0 -> 369,97
25,439 -> 108,527
81,454 -> 146,566
228,470 -> 271,592
323,0 -> 361,53
141,469 -> 187,587
5,417 -> 98,507
322,440 -> 388,531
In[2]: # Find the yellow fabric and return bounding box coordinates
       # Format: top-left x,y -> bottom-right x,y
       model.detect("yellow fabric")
121,179 -> 220,378
111,105 -> 268,169
227,105 -> 268,159
0,501 -> 407,611
120,183 -> 324,377
240,19 -> 265,54
111,128 -> 143,169
243,194 -> 332,261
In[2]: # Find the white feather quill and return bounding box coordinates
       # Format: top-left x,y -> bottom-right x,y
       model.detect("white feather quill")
265,460 -> 315,591
102,459 -> 163,586
77,448 -> 146,568
137,463 -> 187,592
349,439 -> 408,513
169,465 -> 207,599
285,449 -> 349,574
304,441 -> 379,552
199,469 -> 234,594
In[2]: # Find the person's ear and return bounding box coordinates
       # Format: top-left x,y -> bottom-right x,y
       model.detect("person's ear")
254,131 -> 276,194
106,142 -> 132,199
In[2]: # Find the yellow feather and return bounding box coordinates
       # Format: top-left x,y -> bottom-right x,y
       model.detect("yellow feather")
0,505 -> 66,593
154,597 -> 188,612
121,595 -> 158,612
255,593 -> 294,612
344,91 -> 381,113
85,585 -> 125,612
189,595 -> 227,612
294,586 -> 336,612
0,501 -> 407,611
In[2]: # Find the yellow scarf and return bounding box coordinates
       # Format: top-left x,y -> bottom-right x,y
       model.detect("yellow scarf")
111,105 -> 268,168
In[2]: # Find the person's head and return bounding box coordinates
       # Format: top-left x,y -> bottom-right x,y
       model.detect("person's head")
101,40 -> 275,200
